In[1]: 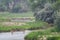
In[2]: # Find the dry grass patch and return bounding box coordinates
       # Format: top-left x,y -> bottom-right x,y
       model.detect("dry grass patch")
1,22 -> 26,26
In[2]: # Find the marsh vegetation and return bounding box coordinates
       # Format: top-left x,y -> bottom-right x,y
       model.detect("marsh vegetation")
0,0 -> 60,40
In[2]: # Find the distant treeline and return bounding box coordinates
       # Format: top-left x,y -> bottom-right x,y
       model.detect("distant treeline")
0,0 -> 30,13
0,0 -> 60,13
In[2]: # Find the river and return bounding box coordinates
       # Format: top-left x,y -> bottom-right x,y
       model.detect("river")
0,30 -> 31,40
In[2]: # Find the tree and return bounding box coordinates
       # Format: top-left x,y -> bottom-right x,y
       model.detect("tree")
29,0 -> 60,24
28,0 -> 47,12
0,0 -> 14,11
34,2 -> 55,24
0,0 -> 29,12
51,0 -> 60,12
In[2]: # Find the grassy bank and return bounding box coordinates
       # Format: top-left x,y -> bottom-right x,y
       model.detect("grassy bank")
0,12 -> 48,32
0,12 -> 33,17
0,21 -> 48,32
25,28 -> 60,40
0,12 -> 34,22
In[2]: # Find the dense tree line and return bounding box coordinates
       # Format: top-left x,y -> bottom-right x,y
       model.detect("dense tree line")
1,0 -> 59,13
0,0 -> 29,13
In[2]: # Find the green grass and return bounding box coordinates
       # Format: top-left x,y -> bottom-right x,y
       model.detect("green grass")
25,28 -> 60,40
0,11 -> 47,32
26,21 -> 48,30
0,21 -> 48,32
0,12 -> 34,18
0,12 -> 34,22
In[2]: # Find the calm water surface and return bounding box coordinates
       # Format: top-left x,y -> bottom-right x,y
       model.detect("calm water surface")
0,30 -> 31,40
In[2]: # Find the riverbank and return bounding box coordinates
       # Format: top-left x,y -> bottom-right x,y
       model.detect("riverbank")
25,27 -> 60,40
0,21 -> 48,32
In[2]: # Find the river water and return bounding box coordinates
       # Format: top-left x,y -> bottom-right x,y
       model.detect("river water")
0,30 -> 31,40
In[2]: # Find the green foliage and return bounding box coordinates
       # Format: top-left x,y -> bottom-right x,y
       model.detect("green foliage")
25,32 -> 38,40
56,18 -> 60,32
0,0 -> 60,12
47,37 -> 60,40
28,0 -> 58,11
29,0 -> 47,11
53,0 -> 60,10
25,31 -> 50,40
0,0 -> 14,12
0,0 -> 29,12
25,28 -> 60,40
